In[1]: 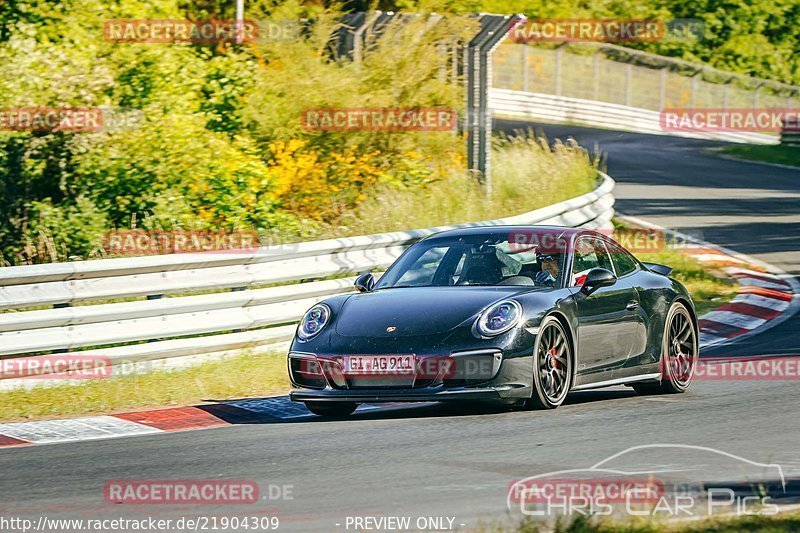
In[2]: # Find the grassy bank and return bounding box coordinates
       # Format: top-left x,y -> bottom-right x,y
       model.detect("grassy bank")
723,145 -> 800,168
636,247 -> 738,316
612,220 -> 738,316
0,352 -> 290,422
338,136 -> 597,236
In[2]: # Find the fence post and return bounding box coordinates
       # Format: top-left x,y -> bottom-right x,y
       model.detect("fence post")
690,67 -> 702,108
723,81 -> 729,109
521,45 -> 529,92
753,83 -> 763,109
593,50 -> 600,101
555,45 -> 563,96
625,63 -> 632,106
466,14 -> 524,193
659,67 -> 667,109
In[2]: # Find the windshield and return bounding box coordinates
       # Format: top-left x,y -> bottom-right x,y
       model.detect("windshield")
374,231 -> 567,289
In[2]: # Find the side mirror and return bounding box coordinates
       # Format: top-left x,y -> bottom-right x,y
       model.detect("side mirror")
580,268 -> 617,295
354,272 -> 375,293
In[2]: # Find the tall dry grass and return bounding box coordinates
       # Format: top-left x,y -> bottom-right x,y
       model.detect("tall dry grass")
337,134 -> 598,235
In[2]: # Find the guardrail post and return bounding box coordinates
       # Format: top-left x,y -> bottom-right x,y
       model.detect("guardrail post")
52,302 -> 71,353
146,295 -> 163,343
659,67 -> 667,109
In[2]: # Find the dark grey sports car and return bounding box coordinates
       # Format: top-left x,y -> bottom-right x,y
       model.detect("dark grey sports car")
288,226 -> 698,417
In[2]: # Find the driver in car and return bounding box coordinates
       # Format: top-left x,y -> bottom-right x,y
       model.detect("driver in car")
534,254 -> 559,286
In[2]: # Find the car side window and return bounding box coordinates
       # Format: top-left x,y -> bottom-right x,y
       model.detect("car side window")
606,240 -> 639,277
571,237 -> 614,286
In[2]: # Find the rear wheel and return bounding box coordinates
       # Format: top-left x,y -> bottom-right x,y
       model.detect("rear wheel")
526,317 -> 573,409
304,401 -> 358,417
633,302 -> 697,395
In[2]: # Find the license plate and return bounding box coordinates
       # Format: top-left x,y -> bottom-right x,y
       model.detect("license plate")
344,355 -> 415,375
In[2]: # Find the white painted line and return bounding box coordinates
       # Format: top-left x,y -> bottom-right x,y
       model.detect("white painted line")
0,416 -> 160,444
701,310 -> 766,330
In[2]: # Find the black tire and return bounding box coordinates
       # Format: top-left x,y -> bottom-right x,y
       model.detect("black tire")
304,401 -> 358,417
634,302 -> 697,395
526,316 -> 573,409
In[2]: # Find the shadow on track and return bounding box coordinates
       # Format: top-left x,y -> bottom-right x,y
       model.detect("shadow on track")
193,388 -> 642,425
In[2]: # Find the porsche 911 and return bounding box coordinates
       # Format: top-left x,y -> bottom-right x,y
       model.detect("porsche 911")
287,226 -> 698,416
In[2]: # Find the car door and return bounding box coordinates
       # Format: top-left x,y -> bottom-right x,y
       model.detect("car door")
604,239 -> 650,364
570,236 -> 639,374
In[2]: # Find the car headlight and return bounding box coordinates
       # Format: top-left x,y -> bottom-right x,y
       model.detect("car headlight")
297,304 -> 331,340
475,300 -> 521,337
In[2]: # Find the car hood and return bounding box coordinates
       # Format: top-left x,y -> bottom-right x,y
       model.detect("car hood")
334,286 -> 535,337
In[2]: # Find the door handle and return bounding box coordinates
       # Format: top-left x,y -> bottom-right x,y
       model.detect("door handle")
626,300 -> 639,310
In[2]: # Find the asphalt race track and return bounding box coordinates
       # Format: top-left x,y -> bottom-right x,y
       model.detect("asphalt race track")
2,123 -> 799,531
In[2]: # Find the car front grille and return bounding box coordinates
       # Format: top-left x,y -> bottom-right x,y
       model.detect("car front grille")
290,350 -> 501,390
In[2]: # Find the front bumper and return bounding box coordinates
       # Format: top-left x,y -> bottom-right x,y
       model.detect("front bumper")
287,349 -> 533,403
290,384 -> 525,403
287,326 -> 538,403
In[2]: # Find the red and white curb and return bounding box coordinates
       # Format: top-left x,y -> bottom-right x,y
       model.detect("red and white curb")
618,215 -> 800,349
685,249 -> 796,346
0,398 -> 422,448
2,220 -> 797,450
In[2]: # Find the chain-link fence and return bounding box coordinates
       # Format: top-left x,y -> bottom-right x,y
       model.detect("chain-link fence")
493,42 -> 800,113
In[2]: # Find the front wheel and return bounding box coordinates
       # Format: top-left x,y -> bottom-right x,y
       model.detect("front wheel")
304,401 -> 358,417
525,316 -> 573,409
634,302 -> 697,395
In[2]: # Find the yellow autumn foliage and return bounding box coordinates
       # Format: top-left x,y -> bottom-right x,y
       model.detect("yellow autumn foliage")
266,139 -> 386,220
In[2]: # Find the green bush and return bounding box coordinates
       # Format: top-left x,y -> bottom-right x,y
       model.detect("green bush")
0,0 -> 476,264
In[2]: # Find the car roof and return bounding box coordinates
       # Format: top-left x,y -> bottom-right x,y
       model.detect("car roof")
423,225 -> 596,241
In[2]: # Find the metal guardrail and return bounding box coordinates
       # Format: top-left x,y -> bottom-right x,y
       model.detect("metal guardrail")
492,42 -> 800,144
781,125 -> 800,147
489,89 -> 777,145
0,174 -> 615,383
